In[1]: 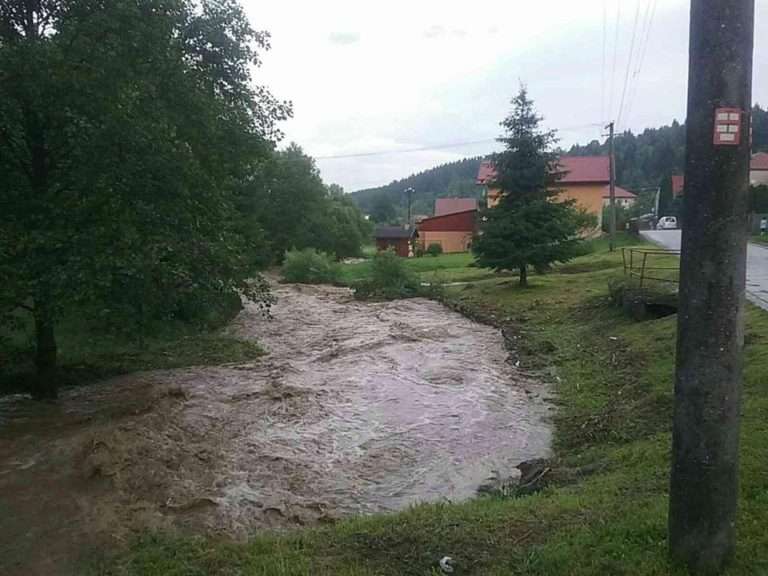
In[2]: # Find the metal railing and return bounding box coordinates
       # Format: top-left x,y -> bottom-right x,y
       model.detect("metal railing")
622,248 -> 681,289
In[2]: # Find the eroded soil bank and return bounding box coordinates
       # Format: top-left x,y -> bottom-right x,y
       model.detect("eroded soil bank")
0,283 -> 552,575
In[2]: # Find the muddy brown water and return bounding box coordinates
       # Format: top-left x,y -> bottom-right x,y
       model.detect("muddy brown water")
0,283 -> 552,575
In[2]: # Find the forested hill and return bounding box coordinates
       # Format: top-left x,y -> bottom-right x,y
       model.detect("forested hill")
349,157 -> 483,219
569,104 -> 768,190
351,104 -> 768,219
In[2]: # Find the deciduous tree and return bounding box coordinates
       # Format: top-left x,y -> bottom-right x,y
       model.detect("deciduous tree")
0,0 -> 289,397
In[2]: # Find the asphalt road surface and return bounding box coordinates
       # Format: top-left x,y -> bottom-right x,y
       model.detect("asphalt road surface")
641,229 -> 768,310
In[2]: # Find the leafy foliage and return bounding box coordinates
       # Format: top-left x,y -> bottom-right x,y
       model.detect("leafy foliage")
0,0 -> 289,396
426,243 -> 444,257
751,185 -> 768,214
352,106 -> 768,223
281,249 -> 341,284
570,104 -> 768,192
248,145 -> 371,262
369,193 -> 398,224
350,158 -> 484,219
353,250 -> 421,300
473,87 -> 592,286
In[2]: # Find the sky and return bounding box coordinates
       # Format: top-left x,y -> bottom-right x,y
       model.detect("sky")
243,0 -> 768,192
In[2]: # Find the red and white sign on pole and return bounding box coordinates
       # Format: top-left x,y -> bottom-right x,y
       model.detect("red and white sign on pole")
713,107 -> 742,146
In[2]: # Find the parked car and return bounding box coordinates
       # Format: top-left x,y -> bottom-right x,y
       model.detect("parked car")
656,216 -> 678,230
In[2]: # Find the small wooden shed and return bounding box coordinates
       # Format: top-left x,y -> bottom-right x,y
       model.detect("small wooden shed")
374,226 -> 417,257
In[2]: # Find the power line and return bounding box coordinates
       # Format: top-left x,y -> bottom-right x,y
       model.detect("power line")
607,1 -> 622,121
624,0 -> 658,128
314,123 -> 604,161
616,0 -> 643,130
314,138 -> 497,160
601,0 -> 608,123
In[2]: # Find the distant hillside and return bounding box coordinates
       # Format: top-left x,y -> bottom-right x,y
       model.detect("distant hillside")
351,104 -> 768,222
349,157 -> 483,218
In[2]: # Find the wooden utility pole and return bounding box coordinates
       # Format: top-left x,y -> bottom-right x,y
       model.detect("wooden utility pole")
607,121 -> 616,251
669,0 -> 754,573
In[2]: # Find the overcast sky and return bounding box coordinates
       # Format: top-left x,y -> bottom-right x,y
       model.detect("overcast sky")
243,0 -> 767,192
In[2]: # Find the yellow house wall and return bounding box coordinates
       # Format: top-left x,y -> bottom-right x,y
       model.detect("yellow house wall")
486,184 -> 604,228
555,183 -> 605,228
421,231 -> 473,253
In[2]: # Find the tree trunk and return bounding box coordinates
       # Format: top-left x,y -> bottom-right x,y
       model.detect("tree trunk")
32,302 -> 58,399
519,264 -> 528,287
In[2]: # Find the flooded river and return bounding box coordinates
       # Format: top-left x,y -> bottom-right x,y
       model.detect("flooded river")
0,283 -> 552,574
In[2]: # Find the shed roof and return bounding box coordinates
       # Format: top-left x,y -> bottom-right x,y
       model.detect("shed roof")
374,226 -> 417,239
435,197 -> 478,216
418,209 -> 477,232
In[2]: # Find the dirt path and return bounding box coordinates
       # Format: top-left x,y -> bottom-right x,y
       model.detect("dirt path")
0,283 -> 552,575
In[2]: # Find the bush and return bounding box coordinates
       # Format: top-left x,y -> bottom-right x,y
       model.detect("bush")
281,249 -> 340,284
426,243 -> 443,257
354,249 -> 420,300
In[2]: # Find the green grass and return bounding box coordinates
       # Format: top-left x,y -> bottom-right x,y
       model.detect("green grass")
751,234 -> 768,245
338,252 -> 495,286
0,303 -> 262,395
96,234 -> 768,575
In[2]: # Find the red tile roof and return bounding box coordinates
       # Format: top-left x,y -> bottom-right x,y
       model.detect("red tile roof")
671,155 -> 768,197
556,156 -> 610,184
434,197 -> 478,216
671,175 -> 685,197
476,160 -> 496,184
752,152 -> 768,171
476,156 -> 611,185
603,185 -> 636,199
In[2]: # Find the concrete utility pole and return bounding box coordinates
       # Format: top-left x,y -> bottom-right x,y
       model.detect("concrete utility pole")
607,121 -> 616,251
669,1 -> 754,573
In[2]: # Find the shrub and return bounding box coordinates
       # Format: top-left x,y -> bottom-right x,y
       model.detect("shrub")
354,249 -> 420,300
281,249 -> 340,284
426,243 -> 443,257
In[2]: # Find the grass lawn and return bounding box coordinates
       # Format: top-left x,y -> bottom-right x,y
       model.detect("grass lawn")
98,235 -> 768,575
751,234 -> 768,245
339,251 -> 496,286
0,301 -> 262,395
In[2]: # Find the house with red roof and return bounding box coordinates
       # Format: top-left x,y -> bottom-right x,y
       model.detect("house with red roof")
751,152 -> 768,186
477,156 -> 612,228
670,153 -> 768,195
602,185 -> 637,208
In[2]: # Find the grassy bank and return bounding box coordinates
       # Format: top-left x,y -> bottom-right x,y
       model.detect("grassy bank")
99,236 -> 768,575
0,299 -> 262,395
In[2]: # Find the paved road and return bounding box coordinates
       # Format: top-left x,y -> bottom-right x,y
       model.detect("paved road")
641,229 -> 768,310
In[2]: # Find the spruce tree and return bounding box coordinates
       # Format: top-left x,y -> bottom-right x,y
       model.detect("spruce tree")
473,87 -> 591,286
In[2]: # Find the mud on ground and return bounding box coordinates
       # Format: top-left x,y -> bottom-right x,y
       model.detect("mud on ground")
0,283 -> 552,575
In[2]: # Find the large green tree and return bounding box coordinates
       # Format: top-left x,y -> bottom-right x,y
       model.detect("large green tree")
248,145 -> 371,261
473,87 -> 590,286
0,0 -> 289,398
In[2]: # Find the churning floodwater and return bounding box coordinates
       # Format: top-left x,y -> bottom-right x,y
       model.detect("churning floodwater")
0,282 -> 552,575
